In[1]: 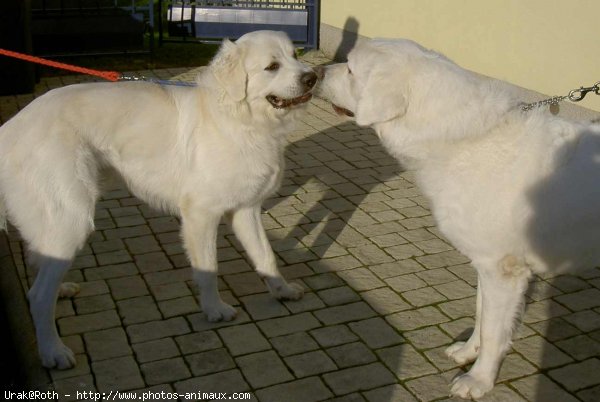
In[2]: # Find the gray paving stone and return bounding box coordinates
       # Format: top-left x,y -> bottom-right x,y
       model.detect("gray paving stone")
83,327 -> 131,361
127,317 -> 190,343
402,286 -> 447,307
303,274 -> 344,293
52,374 -> 96,402
218,323 -> 271,356
188,310 -> 252,332
562,310 -> 600,332
377,344 -> 438,380
84,263 -> 138,281
416,250 -> 470,269
578,384 -> 600,402
555,334 -> 600,360
117,295 -> 162,325
256,377 -> 333,402
132,338 -> 180,363
284,291 -> 326,313
141,357 -> 191,385
258,312 -> 321,337
308,254 -> 363,273
124,235 -> 161,254
74,280 -> 109,298
548,358 -> 600,391
337,267 -> 386,291
158,296 -> 199,318
318,286 -> 361,306
438,296 -> 476,319
348,244 -> 394,265
240,293 -> 290,320
386,274 -> 427,292
185,348 -> 236,376
223,272 -> 266,296
134,251 -> 173,273
363,384 -> 418,402
386,306 -> 449,331
370,260 -> 424,279
512,335 -> 573,369
271,332 -> 320,357
405,325 -> 452,350
107,275 -> 149,300
555,288 -> 600,311
497,353 -> 538,382
74,294 -> 115,315
236,350 -> 294,388
174,369 -> 250,395
360,287 -> 411,315
96,249 -> 132,265
349,317 -> 404,348
58,310 -> 121,336
323,362 -> 396,395
175,331 -> 222,354
434,279 -> 477,300
285,350 -> 337,377
310,325 -> 359,347
314,301 -> 377,325
326,342 -> 376,368
150,282 -> 191,301
405,372 -> 454,401
92,355 -> 145,392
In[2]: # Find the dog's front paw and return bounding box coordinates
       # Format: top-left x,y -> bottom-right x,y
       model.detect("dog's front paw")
58,282 -> 80,298
450,373 -> 494,400
270,281 -> 304,301
40,342 -> 76,369
204,301 -> 237,322
445,341 -> 479,365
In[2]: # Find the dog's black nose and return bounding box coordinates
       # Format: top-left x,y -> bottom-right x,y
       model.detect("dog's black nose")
301,71 -> 318,90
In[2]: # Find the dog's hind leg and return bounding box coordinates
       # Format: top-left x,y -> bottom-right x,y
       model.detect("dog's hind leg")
445,274 -> 482,364
450,256 -> 530,399
231,205 -> 304,301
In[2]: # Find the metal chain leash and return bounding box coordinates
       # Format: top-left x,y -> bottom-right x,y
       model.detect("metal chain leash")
521,81 -> 600,111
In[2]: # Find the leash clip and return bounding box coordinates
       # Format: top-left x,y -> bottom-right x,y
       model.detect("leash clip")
118,74 -> 147,82
568,81 -> 600,102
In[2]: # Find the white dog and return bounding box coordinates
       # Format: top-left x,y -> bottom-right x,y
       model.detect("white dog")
316,39 -> 600,399
0,30 -> 316,369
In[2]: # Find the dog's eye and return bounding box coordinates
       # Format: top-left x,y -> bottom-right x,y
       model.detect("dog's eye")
348,67 -> 353,75
265,62 -> 280,71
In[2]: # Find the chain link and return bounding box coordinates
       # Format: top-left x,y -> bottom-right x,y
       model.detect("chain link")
521,81 -> 599,112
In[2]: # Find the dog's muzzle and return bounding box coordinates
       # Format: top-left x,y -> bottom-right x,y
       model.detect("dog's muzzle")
266,71 -> 317,109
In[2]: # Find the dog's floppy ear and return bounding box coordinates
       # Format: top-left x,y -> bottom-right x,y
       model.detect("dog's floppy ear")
356,67 -> 407,126
210,39 -> 247,102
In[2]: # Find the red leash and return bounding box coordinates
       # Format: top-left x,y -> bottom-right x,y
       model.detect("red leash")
0,48 -> 121,82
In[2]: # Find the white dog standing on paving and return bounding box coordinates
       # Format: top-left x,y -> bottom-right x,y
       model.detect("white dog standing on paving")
316,39 -> 600,399
0,30 -> 316,369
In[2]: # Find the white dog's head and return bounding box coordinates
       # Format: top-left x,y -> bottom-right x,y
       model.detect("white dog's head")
315,39 -> 442,127
316,38 -> 516,141
209,31 -> 317,115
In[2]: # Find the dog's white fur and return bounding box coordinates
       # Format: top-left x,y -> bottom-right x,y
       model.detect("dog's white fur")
317,39 -> 600,399
0,30 -> 315,369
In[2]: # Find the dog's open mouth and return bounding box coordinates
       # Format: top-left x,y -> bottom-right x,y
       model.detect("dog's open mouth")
332,104 -> 355,117
266,92 -> 313,109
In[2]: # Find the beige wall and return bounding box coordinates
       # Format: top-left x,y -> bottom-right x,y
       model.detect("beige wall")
320,0 -> 600,112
